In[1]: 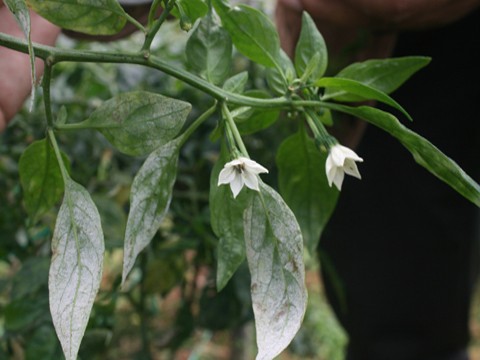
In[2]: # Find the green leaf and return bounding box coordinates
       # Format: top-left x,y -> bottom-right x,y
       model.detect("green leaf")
295,12 -> 328,82
317,77 -> 412,121
186,13 -> 232,85
318,108 -> 333,126
277,129 -> 339,253
144,255 -> 185,295
49,179 -> 104,360
81,91 -> 191,156
212,0 -> 281,68
325,103 -> 480,207
27,0 -> 128,35
171,0 -> 208,28
244,183 -> 307,360
122,138 -> 182,285
223,71 -> 248,93
11,257 -> 49,300
56,105 -> 68,126
234,91 -> 280,135
19,139 -> 68,221
4,0 -> 36,108
4,296 -> 47,331
210,144 -> 250,290
330,56 -> 431,95
26,325 -> 62,360
266,49 -> 296,96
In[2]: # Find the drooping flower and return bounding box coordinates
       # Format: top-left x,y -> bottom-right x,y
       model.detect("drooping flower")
325,144 -> 363,190
218,157 -> 268,198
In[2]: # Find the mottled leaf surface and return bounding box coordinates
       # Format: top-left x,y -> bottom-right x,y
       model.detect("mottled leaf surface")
122,138 -> 181,284
19,139 -> 67,221
82,91 -> 191,156
27,0 -> 128,35
49,179 -> 104,360
244,183 -> 307,360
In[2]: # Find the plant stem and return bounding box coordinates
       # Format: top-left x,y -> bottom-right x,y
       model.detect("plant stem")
222,103 -> 249,157
0,33 -> 331,111
55,122 -> 90,131
47,129 -> 70,182
305,113 -> 321,139
124,12 -> 147,34
179,101 -> 218,146
42,63 -> 54,128
148,0 -> 163,26
142,0 -> 175,52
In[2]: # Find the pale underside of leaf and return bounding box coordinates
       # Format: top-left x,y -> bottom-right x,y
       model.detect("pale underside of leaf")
244,183 -> 307,360
122,138 -> 181,285
49,179 -> 104,360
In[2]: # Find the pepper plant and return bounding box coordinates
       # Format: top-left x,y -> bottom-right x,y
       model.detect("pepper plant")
1,0 -> 479,359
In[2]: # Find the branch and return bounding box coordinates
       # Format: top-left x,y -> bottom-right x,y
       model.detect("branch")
0,32 -> 331,111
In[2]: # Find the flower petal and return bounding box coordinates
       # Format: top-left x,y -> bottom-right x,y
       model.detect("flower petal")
332,169 -> 345,191
225,158 -> 243,167
325,154 -> 335,183
242,170 -> 260,191
230,173 -> 244,198
330,146 -> 346,166
343,159 -> 362,179
241,157 -> 269,174
337,144 -> 363,162
218,166 -> 236,185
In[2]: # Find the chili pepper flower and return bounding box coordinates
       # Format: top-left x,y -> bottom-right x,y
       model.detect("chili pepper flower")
218,157 -> 268,198
326,144 -> 363,190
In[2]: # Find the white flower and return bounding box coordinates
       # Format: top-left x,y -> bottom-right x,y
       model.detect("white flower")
218,157 -> 268,198
326,144 -> 363,190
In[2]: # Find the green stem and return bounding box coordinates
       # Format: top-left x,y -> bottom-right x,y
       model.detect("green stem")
0,32 -> 331,110
42,62 -> 54,128
305,108 -> 330,139
142,0 -> 175,52
55,122 -> 91,131
47,129 -> 70,182
305,112 -> 321,139
148,0 -> 163,26
124,12 -> 146,34
179,101 -> 218,146
222,103 -> 249,157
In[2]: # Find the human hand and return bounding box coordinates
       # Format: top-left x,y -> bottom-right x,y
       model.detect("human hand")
0,1 -> 60,132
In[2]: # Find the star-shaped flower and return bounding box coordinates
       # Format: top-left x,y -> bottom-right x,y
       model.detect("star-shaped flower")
218,157 -> 268,198
326,144 -> 363,190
